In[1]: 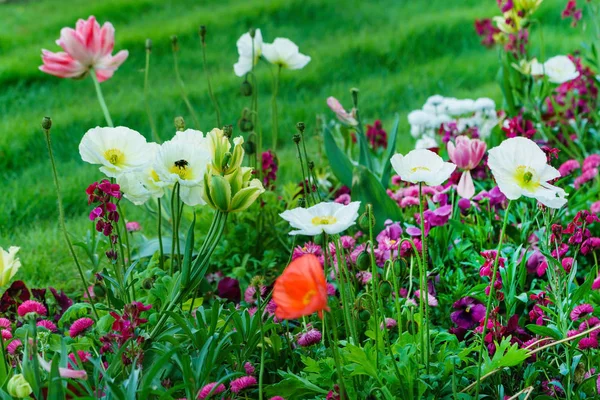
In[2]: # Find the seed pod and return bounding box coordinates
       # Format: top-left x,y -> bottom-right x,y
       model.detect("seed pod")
41,116 -> 52,130
356,251 -> 371,271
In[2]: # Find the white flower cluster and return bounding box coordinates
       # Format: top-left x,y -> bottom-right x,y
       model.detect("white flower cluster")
407,95 -> 498,149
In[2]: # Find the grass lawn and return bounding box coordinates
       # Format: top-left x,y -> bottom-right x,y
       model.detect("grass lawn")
0,0 -> 584,289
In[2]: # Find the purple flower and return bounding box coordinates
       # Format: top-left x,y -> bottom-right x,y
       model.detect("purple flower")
297,329 -> 322,347
451,297 -> 486,329
217,277 -> 241,303
571,304 -> 594,321
526,250 -> 548,277
423,205 -> 452,228
230,376 -> 257,393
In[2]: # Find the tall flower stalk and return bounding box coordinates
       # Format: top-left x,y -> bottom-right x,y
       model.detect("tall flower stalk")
42,117 -> 99,320
271,65 -> 281,151
171,35 -> 200,128
143,39 -> 160,142
90,69 -> 113,127
418,183 -> 430,371
199,26 -> 222,127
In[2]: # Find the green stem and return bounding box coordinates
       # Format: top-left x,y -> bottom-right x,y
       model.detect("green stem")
143,48 -> 160,142
43,124 -> 99,320
257,291 -> 266,400
172,50 -> 201,128
201,41 -> 221,127
271,65 -> 281,151
474,200 -> 512,397
90,70 -> 114,127
326,311 -> 348,399
157,198 -> 165,270
418,183 -> 430,373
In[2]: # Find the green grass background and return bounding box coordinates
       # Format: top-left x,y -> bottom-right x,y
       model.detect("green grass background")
0,0 -> 586,289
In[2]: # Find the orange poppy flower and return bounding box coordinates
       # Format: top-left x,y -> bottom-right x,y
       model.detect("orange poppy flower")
273,254 -> 330,320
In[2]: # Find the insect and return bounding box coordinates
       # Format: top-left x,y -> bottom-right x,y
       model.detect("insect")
174,159 -> 189,168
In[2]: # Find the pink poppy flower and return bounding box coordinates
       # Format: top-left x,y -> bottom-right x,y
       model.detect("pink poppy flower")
40,16 -> 128,82
326,97 -> 357,126
447,136 -> 486,199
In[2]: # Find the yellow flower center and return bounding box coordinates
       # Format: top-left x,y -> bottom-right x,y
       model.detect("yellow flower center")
150,169 -> 160,182
465,306 -> 471,313
390,239 -> 397,245
302,289 -> 316,305
514,165 -> 540,191
104,149 -> 125,166
410,166 -> 431,173
311,216 -> 337,226
169,160 -> 192,180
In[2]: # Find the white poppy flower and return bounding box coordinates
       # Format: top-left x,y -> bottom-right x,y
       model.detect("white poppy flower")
280,201 -> 361,236
172,129 -> 209,147
154,140 -> 211,207
234,29 -> 263,77
415,136 -> 438,150
262,38 -> 310,70
474,98 -> 496,111
390,149 -> 456,186
487,137 -> 567,208
79,127 -> 152,178
531,55 -> 579,84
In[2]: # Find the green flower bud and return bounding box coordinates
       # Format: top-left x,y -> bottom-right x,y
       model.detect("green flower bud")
358,309 -> 371,322
174,116 -> 185,131
7,374 -> 32,398
292,133 -> 301,144
356,251 -> 371,271
208,174 -> 232,211
358,209 -> 375,231
297,197 -> 306,208
240,80 -> 253,97
393,259 -> 405,276
239,118 -> 254,132
171,35 -> 179,52
407,320 -> 418,335
42,116 -> 52,131
223,125 -> 233,138
296,122 -> 305,133
379,281 -> 392,297
230,179 -> 265,213
243,140 -> 256,155
249,28 -> 256,38
142,278 -> 154,290
145,39 -> 152,52
199,25 -> 207,44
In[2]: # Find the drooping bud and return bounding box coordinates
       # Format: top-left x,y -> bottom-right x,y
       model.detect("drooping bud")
239,118 -> 254,133
356,251 -> 371,271
379,281 -> 393,297
296,122 -> 305,133
142,278 -> 154,290
358,207 -> 375,231
240,80 -> 253,96
145,39 -> 152,52
174,116 -> 186,131
358,309 -> 371,322
292,133 -> 301,144
243,140 -> 256,155
93,283 -> 106,298
249,28 -> 256,38
199,25 -> 207,45
171,35 -> 179,52
42,116 -> 52,131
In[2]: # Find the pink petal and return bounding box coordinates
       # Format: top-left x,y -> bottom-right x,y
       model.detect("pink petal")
99,22 -> 116,56
457,170 -> 475,199
38,356 -> 87,380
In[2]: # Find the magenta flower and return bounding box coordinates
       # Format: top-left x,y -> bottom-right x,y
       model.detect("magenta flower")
198,382 -> 226,399
217,277 -> 241,303
40,16 -> 128,82
0,318 -> 11,330
125,221 -> 141,232
68,350 -> 91,365
575,168 -> 598,189
380,318 -> 397,330
230,376 -> 257,393
593,275 -> 600,290
17,300 -> 47,317
366,120 -> 387,150
579,336 -> 598,350
447,136 -> 486,199
7,339 -> 22,355
451,297 -> 486,329
69,317 -> 94,337
244,362 -> 256,375
423,205 -> 452,228
297,329 -> 322,347
571,304 -> 594,321
1,330 -> 12,340
592,201 -> 600,215
37,320 -> 57,332
326,97 -> 357,126
558,159 -> 580,177
526,250 -> 548,277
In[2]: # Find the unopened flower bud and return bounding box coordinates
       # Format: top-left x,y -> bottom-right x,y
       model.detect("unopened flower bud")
351,88 -> 359,107
292,133 -> 301,144
170,35 -> 179,52
7,374 -> 32,398
379,281 -> 392,297
297,197 -> 306,208
393,259 -> 405,275
240,80 -> 253,96
222,152 -> 232,170
249,28 -> 256,38
174,116 -> 186,131
358,208 -> 375,231
142,278 -> 154,290
145,39 -> 152,52
223,125 -> 233,138
243,140 -> 256,155
239,118 -> 254,133
42,116 -> 52,131
199,25 -> 207,44
358,309 -> 371,322
356,251 -> 371,271
296,122 -> 305,133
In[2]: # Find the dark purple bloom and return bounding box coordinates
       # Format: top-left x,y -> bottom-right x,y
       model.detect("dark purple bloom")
526,250 -> 548,277
451,297 -> 486,329
217,277 -> 241,303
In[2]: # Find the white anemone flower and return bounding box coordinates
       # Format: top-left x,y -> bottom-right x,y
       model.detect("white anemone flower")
487,137 -> 567,208
79,127 -> 152,178
172,129 -> 209,147
280,201 -> 360,236
234,29 -> 263,77
531,55 -> 579,84
391,149 -> 456,186
154,140 -> 211,207
117,143 -> 165,205
262,38 -> 310,70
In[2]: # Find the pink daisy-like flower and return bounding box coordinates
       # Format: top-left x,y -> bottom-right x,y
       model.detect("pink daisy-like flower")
230,376 -> 257,393
17,300 -> 48,317
269,397 -> 286,400
244,362 -> 255,375
593,275 -> 600,290
579,336 -> 599,350
69,317 -> 95,338
68,350 -> 92,365
37,320 -> 58,332
7,339 -> 22,355
558,159 -> 580,177
571,304 -> 594,321
198,382 -> 226,399
1,330 -> 12,340
380,318 -> 398,330
0,318 -> 11,330
297,329 -> 322,347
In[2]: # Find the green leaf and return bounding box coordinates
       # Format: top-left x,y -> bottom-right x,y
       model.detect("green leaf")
525,324 -> 562,340
351,165 -> 403,232
323,123 -> 354,187
380,113 -> 400,188
46,354 -> 65,400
